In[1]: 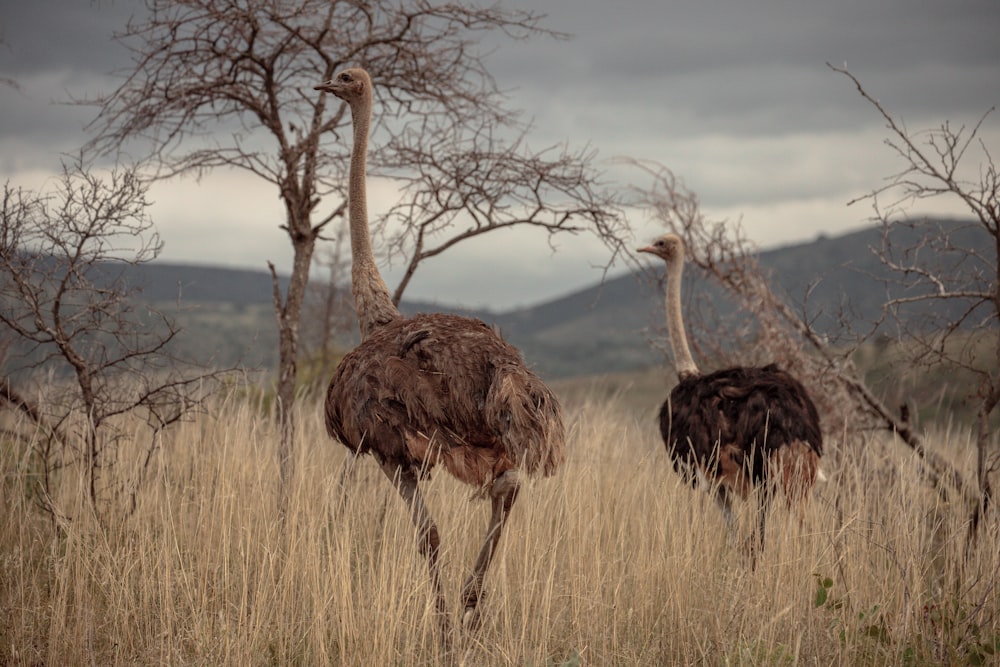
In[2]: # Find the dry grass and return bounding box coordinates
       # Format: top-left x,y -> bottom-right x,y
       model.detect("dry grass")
2,382 -> 998,666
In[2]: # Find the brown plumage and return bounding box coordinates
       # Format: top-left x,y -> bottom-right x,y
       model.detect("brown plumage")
638,233 -> 823,557
315,68 -> 565,640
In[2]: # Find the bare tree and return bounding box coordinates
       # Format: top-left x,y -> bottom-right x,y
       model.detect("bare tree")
0,158 -> 225,521
831,64 -> 999,538
81,0 -> 627,507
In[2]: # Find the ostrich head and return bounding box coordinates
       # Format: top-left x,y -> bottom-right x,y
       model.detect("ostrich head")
314,67 -> 371,104
637,233 -> 684,263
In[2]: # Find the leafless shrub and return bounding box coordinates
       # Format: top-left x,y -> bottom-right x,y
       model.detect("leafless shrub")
0,158 -> 228,522
831,63 -> 998,540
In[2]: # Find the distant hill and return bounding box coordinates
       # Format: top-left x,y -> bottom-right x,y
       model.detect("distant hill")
495,219 -> 991,377
69,218 -> 992,378
128,263 -> 290,305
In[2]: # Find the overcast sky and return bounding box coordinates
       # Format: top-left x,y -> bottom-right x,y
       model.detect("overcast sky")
2,0 -> 998,309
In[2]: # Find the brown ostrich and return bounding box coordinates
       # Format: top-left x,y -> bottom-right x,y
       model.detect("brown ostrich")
638,233 -> 823,557
315,68 -> 565,638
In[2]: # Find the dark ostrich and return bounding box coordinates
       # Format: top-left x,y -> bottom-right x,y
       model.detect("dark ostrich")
639,233 -> 823,555
316,68 -> 565,641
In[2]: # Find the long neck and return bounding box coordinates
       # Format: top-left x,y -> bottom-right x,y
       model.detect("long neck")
665,254 -> 699,379
348,93 -> 400,339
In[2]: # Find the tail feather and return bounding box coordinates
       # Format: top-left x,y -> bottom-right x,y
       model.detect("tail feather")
769,441 -> 821,507
486,365 -> 565,476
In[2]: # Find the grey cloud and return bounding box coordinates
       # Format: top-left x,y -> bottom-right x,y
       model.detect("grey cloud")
1,0 -> 997,308
1,2 -> 133,75
491,0 -> 1000,136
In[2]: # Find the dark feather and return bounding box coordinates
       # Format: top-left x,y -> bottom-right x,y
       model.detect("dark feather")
660,363 -> 823,488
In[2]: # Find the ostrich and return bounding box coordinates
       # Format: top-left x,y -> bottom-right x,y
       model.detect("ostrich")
315,68 -> 565,638
638,233 -> 823,556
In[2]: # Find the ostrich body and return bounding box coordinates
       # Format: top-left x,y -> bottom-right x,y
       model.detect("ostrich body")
639,233 -> 823,553
316,68 -> 565,638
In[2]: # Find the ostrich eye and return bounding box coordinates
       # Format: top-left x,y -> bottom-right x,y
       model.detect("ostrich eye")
338,73 -> 351,82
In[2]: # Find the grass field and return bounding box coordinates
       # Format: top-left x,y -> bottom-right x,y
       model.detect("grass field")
2,378 -> 998,665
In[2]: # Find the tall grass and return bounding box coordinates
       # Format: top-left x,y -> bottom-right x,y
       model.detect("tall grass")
2,383 -> 997,665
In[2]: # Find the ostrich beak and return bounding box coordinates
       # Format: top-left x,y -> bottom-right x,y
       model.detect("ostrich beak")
313,80 -> 338,93
637,245 -> 655,254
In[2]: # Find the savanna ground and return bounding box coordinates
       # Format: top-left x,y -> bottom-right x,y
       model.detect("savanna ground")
2,371 -> 998,666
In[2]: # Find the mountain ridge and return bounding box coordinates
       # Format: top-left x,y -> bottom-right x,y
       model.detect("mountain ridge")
121,219 -> 989,378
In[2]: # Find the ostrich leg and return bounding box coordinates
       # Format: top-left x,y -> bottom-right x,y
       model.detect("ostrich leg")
461,470 -> 520,630
714,485 -> 736,537
715,480 -> 768,568
755,483 -> 774,554
380,462 -> 453,642
749,492 -> 769,570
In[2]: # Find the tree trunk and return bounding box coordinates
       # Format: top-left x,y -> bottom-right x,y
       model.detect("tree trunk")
271,209 -> 317,516
967,394 -> 998,547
